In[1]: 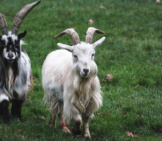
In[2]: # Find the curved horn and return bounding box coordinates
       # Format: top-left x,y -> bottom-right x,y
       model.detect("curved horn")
12,0 -> 41,35
86,27 -> 104,44
55,28 -> 81,45
0,13 -> 8,35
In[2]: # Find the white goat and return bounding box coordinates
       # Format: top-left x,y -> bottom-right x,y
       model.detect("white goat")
42,27 -> 106,139
0,1 -> 41,123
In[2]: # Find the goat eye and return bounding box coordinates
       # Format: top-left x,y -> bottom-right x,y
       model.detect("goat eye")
92,54 -> 95,57
73,55 -> 78,59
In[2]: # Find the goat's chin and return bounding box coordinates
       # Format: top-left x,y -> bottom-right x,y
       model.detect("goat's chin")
6,59 -> 15,64
81,75 -> 89,79
80,72 -> 91,79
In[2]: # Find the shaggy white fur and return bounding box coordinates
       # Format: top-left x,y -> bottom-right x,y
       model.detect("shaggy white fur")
42,28 -> 105,139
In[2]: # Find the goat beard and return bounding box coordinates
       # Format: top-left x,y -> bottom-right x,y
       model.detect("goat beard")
73,68 -> 97,95
70,68 -> 97,112
71,74 -> 91,113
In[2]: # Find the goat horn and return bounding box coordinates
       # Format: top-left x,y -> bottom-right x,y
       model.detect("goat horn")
86,27 -> 104,44
55,28 -> 81,45
12,0 -> 41,35
0,13 -> 8,35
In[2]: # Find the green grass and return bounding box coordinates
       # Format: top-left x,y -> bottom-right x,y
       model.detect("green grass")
0,0 -> 162,140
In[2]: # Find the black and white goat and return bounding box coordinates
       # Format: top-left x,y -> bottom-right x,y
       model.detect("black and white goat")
0,0 -> 41,123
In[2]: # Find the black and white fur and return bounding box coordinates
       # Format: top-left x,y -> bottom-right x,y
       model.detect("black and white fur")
0,31 -> 32,123
0,0 -> 40,124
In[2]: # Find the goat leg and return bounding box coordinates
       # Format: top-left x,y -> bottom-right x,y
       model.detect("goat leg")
0,100 -> 10,124
58,113 -> 71,134
49,113 -> 56,128
11,99 -> 23,121
72,121 -> 82,136
83,115 -> 91,140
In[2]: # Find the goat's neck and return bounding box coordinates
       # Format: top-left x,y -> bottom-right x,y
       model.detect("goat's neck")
4,59 -> 19,88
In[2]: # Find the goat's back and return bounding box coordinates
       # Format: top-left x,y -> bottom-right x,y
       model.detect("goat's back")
42,49 -> 72,91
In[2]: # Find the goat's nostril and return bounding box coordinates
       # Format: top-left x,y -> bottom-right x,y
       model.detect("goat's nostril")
8,53 -> 13,59
83,69 -> 89,74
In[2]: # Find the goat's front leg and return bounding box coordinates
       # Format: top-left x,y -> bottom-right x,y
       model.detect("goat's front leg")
83,115 -> 91,140
72,115 -> 82,136
11,99 -> 23,121
58,113 -> 71,134
0,95 -> 10,124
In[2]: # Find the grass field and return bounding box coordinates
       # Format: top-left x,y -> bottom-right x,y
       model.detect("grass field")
0,0 -> 162,140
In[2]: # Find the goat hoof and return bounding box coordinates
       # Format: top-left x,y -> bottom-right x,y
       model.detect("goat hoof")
49,118 -> 56,128
4,118 -> 10,124
84,131 -> 91,140
49,121 -> 56,128
72,129 -> 82,136
12,115 -> 24,122
4,121 -> 10,124
49,123 -> 56,128
76,135 -> 82,138
63,126 -> 71,134
11,113 -> 23,121
19,117 -> 24,122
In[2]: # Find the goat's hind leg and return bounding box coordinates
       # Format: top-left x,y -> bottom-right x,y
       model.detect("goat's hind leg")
58,113 -> 71,134
49,107 -> 71,133
49,113 -> 56,127
0,95 -> 10,124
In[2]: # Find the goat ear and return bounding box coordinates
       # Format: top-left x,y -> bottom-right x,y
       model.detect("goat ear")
92,37 -> 106,49
18,31 -> 27,40
57,43 -> 74,52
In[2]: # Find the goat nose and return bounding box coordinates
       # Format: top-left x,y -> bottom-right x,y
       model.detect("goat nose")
83,69 -> 89,74
8,53 -> 13,59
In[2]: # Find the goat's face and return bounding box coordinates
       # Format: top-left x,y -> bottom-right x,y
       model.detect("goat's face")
0,31 -> 27,63
56,28 -> 106,78
72,43 -> 97,78
57,36 -> 105,78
